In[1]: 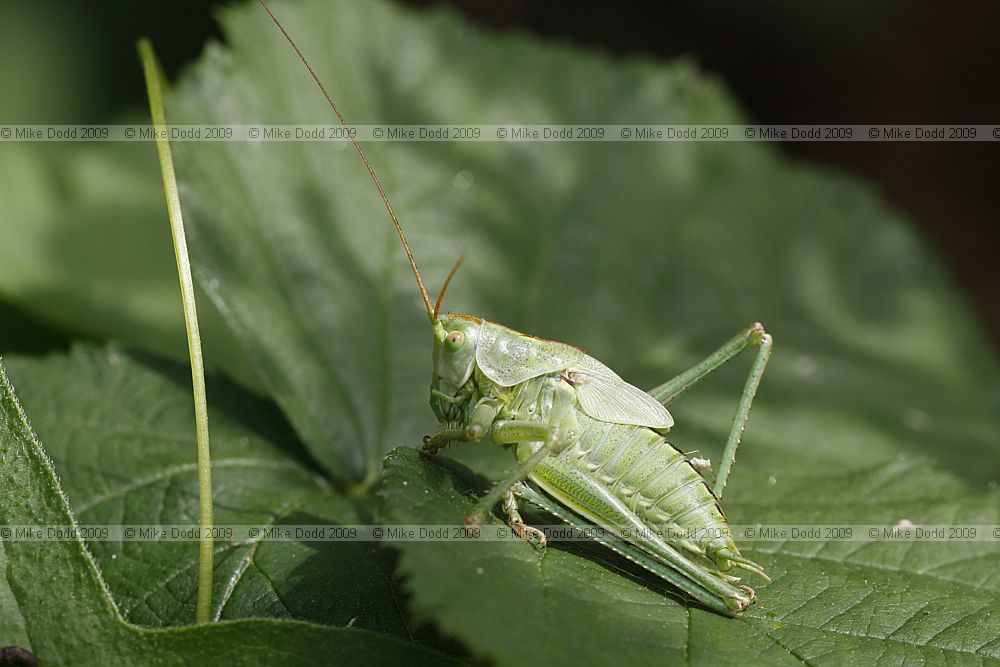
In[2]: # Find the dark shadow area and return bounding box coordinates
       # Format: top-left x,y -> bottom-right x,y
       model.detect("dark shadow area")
279,509 -> 478,661
126,348 -> 322,476
0,299 -> 81,355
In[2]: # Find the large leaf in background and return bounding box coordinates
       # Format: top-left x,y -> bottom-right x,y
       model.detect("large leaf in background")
3,0 -> 999,661
0,361 -> 459,666
382,448 -> 1000,665
3,346 -> 422,634
165,0 -> 1000,488
161,0 -> 1000,661
0,140 -> 257,386
0,0 -> 254,381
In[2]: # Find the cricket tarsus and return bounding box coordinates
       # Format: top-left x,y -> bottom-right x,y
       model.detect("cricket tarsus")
256,0 -> 434,319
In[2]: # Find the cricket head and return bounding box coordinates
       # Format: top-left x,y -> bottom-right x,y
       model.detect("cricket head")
432,313 -> 480,385
429,258 -> 479,423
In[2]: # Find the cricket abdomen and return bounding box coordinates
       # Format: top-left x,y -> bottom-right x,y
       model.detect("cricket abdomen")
501,373 -> 761,579
553,413 -> 738,567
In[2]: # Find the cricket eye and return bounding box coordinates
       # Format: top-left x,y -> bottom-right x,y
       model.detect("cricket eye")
445,331 -> 465,351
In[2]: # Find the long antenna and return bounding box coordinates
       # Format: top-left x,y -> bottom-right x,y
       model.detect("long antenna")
257,0 -> 435,319
433,255 -> 465,319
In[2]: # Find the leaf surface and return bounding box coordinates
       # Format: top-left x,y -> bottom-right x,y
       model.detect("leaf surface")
160,0 -> 1000,487
382,447 -> 1000,666
1,0 -> 999,663
3,347 -> 417,634
0,359 -> 460,665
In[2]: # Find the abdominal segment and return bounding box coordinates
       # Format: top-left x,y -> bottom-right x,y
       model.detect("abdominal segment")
525,411 -> 742,572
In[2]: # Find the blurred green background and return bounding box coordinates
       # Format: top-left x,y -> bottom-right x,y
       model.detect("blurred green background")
1,0 -> 998,356
1,4 -> 999,658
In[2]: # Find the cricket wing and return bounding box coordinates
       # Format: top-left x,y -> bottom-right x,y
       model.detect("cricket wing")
571,355 -> 674,429
476,320 -> 585,387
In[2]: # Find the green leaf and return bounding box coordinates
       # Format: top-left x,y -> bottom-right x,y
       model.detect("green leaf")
156,0 -> 1000,660
2,346 -> 417,634
382,447 -> 1000,665
0,359 -> 460,666
163,0 -> 1000,488
4,0 -> 1000,662
0,139 -> 257,387
0,0 -> 257,382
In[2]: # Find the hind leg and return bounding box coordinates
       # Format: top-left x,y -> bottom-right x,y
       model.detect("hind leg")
648,323 -> 773,499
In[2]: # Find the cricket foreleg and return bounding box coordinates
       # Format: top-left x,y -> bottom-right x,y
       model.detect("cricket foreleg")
423,398 -> 502,454
422,428 -> 465,454
464,420 -> 562,526
503,490 -> 547,546
648,323 -> 772,499
466,382 -> 577,525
